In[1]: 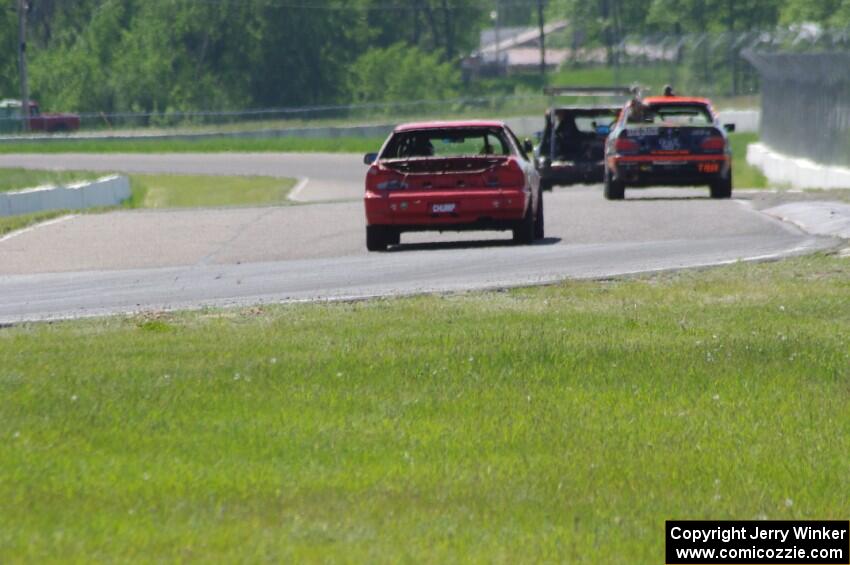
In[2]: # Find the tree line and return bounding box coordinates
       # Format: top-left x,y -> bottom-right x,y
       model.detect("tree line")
1,0 -> 848,114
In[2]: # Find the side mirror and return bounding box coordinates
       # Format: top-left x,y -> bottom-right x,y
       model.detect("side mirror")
523,139 -> 534,153
363,152 -> 378,165
723,123 -> 736,133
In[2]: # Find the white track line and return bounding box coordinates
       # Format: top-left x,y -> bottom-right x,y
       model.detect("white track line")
287,177 -> 310,202
0,214 -> 78,243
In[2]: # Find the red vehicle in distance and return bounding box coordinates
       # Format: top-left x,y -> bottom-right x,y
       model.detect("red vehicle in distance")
363,120 -> 544,251
603,96 -> 735,200
0,99 -> 81,134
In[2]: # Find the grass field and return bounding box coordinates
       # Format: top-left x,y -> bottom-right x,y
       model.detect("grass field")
730,132 -> 767,189
0,210 -> 70,237
130,174 -> 296,209
1,253 -> 848,562
0,172 -> 296,236
0,168 -> 98,193
0,136 -> 386,155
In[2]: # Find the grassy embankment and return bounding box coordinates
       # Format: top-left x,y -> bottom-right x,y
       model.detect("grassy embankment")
730,132 -> 767,188
0,64 -> 755,139
1,253 -> 848,562
0,170 -> 296,237
0,136 -> 385,155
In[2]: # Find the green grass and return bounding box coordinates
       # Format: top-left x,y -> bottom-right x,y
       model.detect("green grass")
0,210 -> 69,237
0,173 -> 296,238
482,65 -> 760,109
129,174 -> 296,209
0,167 -> 296,218
1,254 -> 848,562
551,64 -> 677,93
0,136 -> 387,155
0,168 -> 98,193
730,132 -> 767,189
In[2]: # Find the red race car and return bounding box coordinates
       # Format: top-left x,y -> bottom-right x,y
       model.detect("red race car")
603,96 -> 735,200
363,121 -> 544,251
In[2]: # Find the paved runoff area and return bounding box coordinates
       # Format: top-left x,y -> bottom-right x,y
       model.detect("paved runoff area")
0,153 -> 840,322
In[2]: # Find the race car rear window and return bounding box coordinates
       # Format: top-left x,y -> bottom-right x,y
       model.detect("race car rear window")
645,104 -> 713,126
381,128 -> 513,159
574,114 -> 618,132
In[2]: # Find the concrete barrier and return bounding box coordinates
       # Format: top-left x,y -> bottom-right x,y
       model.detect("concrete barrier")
718,109 -> 760,133
0,175 -> 131,217
747,142 -> 850,189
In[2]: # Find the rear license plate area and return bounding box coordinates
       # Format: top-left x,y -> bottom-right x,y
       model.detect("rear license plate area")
431,203 -> 457,214
649,161 -> 687,172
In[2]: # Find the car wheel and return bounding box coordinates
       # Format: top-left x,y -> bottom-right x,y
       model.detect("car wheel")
366,225 -> 389,251
534,191 -> 545,240
540,179 -> 553,192
710,173 -> 733,199
512,201 -> 536,245
604,167 -> 625,200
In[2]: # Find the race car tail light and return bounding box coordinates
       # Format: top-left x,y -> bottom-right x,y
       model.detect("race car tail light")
615,136 -> 640,154
496,158 -> 526,188
700,136 -> 726,153
366,165 -> 408,191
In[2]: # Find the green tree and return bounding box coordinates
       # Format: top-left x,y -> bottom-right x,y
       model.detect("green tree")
348,43 -> 460,103
0,5 -> 18,97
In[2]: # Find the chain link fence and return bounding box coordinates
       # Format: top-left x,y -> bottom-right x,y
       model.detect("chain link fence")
0,95 -> 553,137
7,29 -> 839,139
600,31 -> 764,99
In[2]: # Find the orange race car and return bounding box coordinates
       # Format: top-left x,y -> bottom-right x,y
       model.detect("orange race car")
603,96 -> 736,200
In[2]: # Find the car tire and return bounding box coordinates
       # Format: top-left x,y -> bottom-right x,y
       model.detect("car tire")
540,179 -> 553,192
512,201 -> 536,245
710,173 -> 733,199
604,167 -> 625,200
386,229 -> 401,246
366,225 -> 389,251
534,191 -> 545,240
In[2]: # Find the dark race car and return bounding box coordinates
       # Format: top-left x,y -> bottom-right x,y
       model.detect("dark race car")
603,96 -> 736,200
535,105 -> 621,190
363,121 -> 543,251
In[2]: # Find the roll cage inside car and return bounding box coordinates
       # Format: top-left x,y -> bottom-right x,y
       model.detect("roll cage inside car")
381,127 -> 515,159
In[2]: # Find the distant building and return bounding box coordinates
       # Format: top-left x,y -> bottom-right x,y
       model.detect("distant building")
463,20 -> 570,78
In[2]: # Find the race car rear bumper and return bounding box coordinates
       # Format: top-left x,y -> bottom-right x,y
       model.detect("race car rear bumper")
364,188 -> 529,229
610,155 -> 730,187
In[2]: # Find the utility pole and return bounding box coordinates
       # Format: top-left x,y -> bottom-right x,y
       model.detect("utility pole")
491,2 -> 502,76
17,0 -> 30,132
537,0 -> 546,78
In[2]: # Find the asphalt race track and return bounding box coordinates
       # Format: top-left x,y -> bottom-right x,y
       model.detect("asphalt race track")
0,153 -> 835,323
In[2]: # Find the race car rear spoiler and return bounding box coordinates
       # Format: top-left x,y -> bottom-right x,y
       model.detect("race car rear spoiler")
544,86 -> 634,97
